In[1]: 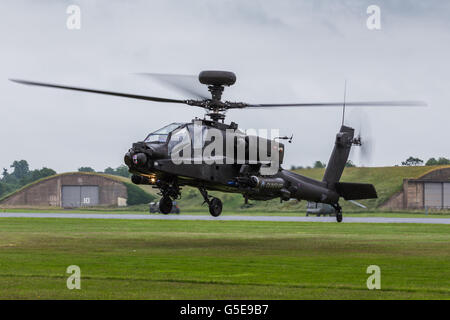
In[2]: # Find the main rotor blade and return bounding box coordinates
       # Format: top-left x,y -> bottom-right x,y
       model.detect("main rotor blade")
247,101 -> 427,108
137,73 -> 209,100
10,79 -> 188,105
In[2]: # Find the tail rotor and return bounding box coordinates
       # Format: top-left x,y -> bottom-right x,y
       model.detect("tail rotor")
348,109 -> 374,166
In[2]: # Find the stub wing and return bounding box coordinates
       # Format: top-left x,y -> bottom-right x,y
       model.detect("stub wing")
334,182 -> 378,200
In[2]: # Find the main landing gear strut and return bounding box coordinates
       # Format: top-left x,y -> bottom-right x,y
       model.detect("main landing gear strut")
198,187 -> 223,217
332,203 -> 343,223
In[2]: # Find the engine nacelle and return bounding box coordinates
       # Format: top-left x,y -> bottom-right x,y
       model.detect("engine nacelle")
250,176 -> 285,190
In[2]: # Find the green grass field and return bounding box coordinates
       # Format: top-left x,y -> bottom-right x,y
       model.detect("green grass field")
3,207 -> 450,218
0,217 -> 448,299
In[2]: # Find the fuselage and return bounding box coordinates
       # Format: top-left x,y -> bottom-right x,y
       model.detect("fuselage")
124,120 -> 339,204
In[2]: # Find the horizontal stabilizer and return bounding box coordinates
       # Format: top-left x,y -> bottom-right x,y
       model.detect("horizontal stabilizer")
334,182 -> 377,200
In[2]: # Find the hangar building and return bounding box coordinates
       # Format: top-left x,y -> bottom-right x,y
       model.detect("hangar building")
382,166 -> 450,210
0,172 -> 128,208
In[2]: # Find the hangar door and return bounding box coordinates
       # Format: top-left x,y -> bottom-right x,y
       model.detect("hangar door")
62,186 -> 99,208
424,183 -> 442,208
444,183 -> 450,208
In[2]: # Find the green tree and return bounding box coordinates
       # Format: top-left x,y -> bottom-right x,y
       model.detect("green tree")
115,165 -> 130,177
1,168 -> 16,185
0,161 -> 57,196
437,157 -> 450,165
25,167 -> 56,184
345,160 -> 356,167
313,161 -> 326,169
103,165 -> 130,178
78,167 -> 95,173
0,182 -> 5,197
426,158 -> 438,166
401,157 -> 423,166
0,181 -> 14,198
38,167 -> 57,177
11,160 -> 29,180
2,168 -> 8,180
104,167 -> 115,175
425,157 -> 450,166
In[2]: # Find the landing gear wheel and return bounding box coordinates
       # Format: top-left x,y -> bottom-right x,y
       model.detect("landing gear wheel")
159,196 -> 172,214
332,203 -> 343,223
209,197 -> 223,217
336,211 -> 343,223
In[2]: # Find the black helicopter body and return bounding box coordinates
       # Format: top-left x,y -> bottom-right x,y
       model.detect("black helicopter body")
11,70 -> 426,222
124,117 -> 370,220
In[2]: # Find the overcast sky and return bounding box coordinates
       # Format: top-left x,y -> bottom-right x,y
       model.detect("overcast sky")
1,0 -> 449,173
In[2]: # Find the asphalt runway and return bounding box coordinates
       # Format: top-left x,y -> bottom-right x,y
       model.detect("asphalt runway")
1,212 -> 450,224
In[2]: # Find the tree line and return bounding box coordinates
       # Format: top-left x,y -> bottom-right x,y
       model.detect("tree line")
290,160 -> 355,171
401,156 -> 450,166
0,160 -> 56,198
77,165 -> 130,177
290,156 -> 450,170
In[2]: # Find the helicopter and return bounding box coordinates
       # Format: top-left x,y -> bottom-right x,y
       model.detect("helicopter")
10,70 -> 426,222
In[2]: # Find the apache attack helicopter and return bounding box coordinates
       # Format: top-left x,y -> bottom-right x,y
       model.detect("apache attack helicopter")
10,71 -> 426,222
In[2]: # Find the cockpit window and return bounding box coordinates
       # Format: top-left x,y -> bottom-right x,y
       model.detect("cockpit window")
144,123 -> 183,144
168,126 -> 191,152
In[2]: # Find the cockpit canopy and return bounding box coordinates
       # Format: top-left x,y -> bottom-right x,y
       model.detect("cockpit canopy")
144,123 -> 183,144
142,120 -> 284,164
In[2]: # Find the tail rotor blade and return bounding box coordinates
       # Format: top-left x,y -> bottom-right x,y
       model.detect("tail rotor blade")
347,109 -> 373,166
347,200 -> 367,209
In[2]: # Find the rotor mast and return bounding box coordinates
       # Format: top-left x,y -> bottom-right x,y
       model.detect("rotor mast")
204,85 -> 225,122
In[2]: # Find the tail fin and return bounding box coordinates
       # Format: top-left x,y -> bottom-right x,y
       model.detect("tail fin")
323,125 -> 354,185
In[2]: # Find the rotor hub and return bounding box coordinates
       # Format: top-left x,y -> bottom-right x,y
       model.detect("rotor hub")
208,85 -> 224,101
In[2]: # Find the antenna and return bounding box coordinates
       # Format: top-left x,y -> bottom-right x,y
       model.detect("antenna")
341,80 -> 347,126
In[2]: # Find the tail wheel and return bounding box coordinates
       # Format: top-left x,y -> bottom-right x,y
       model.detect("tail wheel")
333,203 -> 343,223
336,209 -> 343,223
209,197 -> 223,217
159,196 -> 173,214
